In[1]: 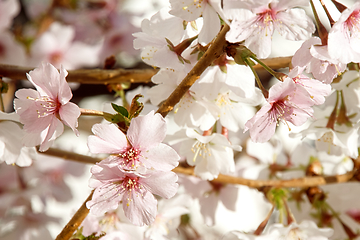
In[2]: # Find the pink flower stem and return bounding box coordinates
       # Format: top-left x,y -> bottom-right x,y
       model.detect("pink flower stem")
318,0 -> 336,26
245,58 -> 269,98
253,204 -> 275,235
323,201 -> 359,239
0,78 -> 5,112
310,0 -> 329,45
249,55 -> 287,81
221,126 -> 228,139
79,108 -> 113,118
331,0 -> 348,13
326,91 -> 339,129
0,93 -> 4,112
203,128 -> 213,136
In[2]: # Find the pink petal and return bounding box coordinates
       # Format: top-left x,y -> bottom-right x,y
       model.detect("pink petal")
140,143 -> 180,171
59,102 -> 80,135
58,65 -> 72,104
88,123 -> 128,154
127,111 -> 166,150
27,62 -> 60,99
140,171 -> 178,199
122,190 -> 157,226
39,117 -> 64,151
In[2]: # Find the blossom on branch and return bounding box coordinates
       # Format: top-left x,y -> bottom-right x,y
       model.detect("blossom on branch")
14,62 -> 80,152
88,111 -> 180,172
225,0 -> 315,58
86,162 -> 178,226
328,2 -> 360,64
244,78 -> 314,143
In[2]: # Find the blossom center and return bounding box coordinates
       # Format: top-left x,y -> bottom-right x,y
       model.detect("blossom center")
121,176 -> 142,206
269,100 -> 293,130
28,96 -> 61,118
119,147 -> 141,169
345,9 -> 360,34
191,141 -> 211,162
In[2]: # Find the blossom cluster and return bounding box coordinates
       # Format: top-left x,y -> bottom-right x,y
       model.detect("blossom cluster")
86,111 -> 180,226
2,0 -> 360,239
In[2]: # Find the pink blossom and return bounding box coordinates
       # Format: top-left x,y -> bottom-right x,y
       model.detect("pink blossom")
88,111 -> 180,172
14,62 -> 80,151
292,37 -> 346,84
225,0 -> 315,58
0,0 -> 19,31
244,78 -> 314,143
29,22 -> 101,70
287,66 -> 331,105
169,0 -> 225,44
328,2 -> 360,64
86,162 -> 178,226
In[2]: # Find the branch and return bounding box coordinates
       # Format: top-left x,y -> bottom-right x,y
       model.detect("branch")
55,190 -> 94,240
0,64 -> 156,84
42,148 -> 357,188
0,57 -> 292,85
156,24 -> 230,117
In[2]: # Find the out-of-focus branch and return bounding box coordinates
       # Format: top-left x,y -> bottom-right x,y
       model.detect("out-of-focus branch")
0,56 -> 292,84
42,148 -> 357,188
55,190 -> 94,240
0,64 -> 157,84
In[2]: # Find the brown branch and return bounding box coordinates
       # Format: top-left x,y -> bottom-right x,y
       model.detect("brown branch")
42,148 -> 356,188
0,64 -> 157,84
55,190 -> 94,240
0,57 -> 291,85
156,24 -> 230,117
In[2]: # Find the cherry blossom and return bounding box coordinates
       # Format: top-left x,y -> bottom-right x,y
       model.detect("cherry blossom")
86,162 -> 178,226
29,22 -> 101,69
0,0 -> 19,30
14,62 -> 80,151
144,194 -> 191,240
264,221 -> 334,239
244,77 -> 314,143
133,7 -> 199,70
287,66 -> 331,105
177,128 -> 241,180
293,107 -> 359,159
169,0 -> 225,44
328,2 -> 360,64
292,37 -> 346,84
0,31 -> 27,66
0,112 -> 36,167
88,111 -> 180,172
225,0 -> 315,58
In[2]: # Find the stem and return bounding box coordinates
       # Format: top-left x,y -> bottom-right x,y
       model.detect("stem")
0,93 -> 4,112
319,0 -> 336,26
310,0 -> 329,45
249,55 -> 285,81
41,148 -> 356,188
156,24 -> 230,117
330,0 -> 347,13
253,205 -> 275,235
0,78 -> 5,112
326,91 -> 340,129
324,201 -> 358,239
246,58 -> 269,98
80,108 -> 113,118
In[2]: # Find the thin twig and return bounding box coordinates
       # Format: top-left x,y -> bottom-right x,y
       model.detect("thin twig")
0,64 -> 157,84
0,57 -> 292,84
42,148 -> 356,188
